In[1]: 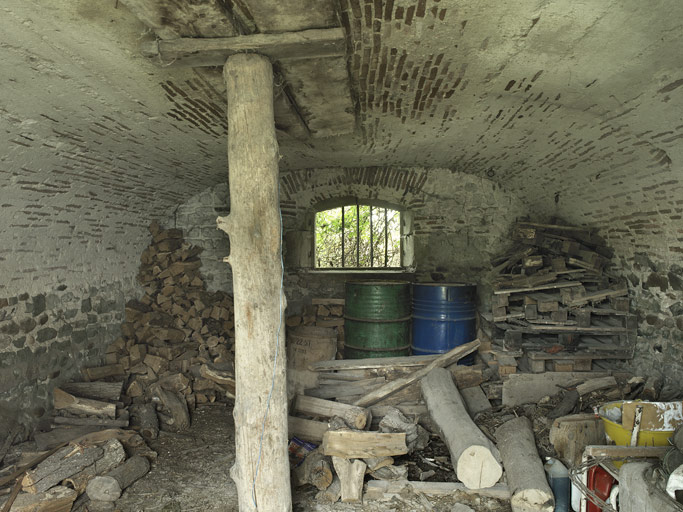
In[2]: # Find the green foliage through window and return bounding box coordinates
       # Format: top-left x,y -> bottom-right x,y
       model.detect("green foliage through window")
315,204 -> 401,268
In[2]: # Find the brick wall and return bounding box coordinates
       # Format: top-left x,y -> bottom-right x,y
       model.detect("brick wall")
170,167 -> 528,311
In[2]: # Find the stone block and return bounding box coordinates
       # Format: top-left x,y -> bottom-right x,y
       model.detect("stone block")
36,327 -> 57,343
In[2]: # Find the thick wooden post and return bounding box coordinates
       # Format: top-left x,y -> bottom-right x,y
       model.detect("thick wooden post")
218,53 -> 291,512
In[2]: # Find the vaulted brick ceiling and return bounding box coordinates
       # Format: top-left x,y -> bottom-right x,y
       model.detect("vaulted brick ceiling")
2,0 -> 682,257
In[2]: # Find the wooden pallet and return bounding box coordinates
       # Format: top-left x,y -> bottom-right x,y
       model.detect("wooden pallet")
524,343 -> 634,372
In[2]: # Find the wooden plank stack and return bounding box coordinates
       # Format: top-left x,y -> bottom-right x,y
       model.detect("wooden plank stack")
485,222 -> 636,372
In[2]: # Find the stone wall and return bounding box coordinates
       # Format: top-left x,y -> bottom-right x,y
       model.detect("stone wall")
171,183 -> 232,293
169,167 -> 529,312
0,283 -> 126,430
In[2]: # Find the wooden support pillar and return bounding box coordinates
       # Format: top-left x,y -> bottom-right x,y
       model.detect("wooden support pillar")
218,53 -> 291,512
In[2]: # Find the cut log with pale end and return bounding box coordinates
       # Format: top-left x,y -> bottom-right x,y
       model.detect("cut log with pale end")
495,417 -> 554,512
292,448 -> 333,490
53,389 -> 116,419
288,416 -> 328,444
315,475 -> 341,503
322,431 -> 407,458
293,395 -> 370,430
421,368 -> 502,489
22,445 -> 104,494
549,414 -> 605,467
59,382 -> 123,402
63,439 -> 126,495
353,339 -> 480,408
332,457 -> 366,503
0,485 -> 77,512
86,455 -> 150,502
129,404 -> 159,440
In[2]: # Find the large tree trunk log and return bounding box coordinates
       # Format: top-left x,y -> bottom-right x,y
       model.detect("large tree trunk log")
218,53 -> 291,512
420,368 -> 502,489
495,417 -> 554,512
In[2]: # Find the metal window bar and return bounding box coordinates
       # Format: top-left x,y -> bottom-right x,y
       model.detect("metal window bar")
384,208 -> 388,267
369,206 -> 373,267
341,206 -> 345,268
356,202 -> 360,267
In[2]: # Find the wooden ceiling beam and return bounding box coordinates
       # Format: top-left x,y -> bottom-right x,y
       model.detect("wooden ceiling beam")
141,28 -> 345,68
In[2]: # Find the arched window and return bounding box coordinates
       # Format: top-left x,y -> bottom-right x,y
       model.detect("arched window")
315,203 -> 404,269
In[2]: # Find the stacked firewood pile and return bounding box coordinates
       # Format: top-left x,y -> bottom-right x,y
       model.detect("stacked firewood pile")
287,298 -> 345,358
0,222 -> 237,511
484,221 -> 636,372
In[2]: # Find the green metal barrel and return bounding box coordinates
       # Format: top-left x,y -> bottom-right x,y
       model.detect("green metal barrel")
344,280 -> 411,359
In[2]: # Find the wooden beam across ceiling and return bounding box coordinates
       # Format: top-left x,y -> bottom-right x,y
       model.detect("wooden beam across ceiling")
141,28 -> 345,68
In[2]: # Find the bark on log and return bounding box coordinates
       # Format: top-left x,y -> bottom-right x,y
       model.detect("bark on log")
293,395 -> 370,430
288,416 -> 328,443
63,439 -> 126,495
495,417 -> 554,512
420,368 -> 502,489
0,485 -> 76,512
321,431 -> 407,458
218,53 -> 291,512
34,427 -> 103,451
59,382 -> 123,402
129,404 -> 159,440
51,416 -> 128,429
331,457 -> 366,503
153,389 -> 190,432
315,475 -> 341,503
22,445 -> 104,494
353,340 -> 480,408
53,389 -> 116,419
85,455 -> 150,502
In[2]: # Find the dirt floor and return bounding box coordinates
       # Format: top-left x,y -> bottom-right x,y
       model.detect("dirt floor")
115,406 -> 511,512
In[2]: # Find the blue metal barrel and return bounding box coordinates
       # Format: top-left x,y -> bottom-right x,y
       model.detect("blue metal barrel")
411,283 -> 477,365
